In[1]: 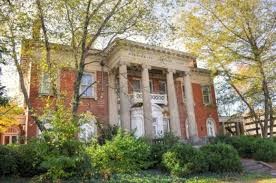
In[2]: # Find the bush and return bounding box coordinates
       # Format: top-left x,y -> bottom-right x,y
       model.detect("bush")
150,132 -> 179,168
0,145 -> 18,176
15,141 -> 46,177
87,131 -> 152,178
162,143 -> 208,176
212,135 -> 256,158
201,143 -> 242,173
253,138 -> 276,162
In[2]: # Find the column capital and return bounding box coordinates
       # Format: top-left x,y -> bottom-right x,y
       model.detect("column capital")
119,61 -> 127,66
142,64 -> 151,70
184,71 -> 192,76
167,68 -> 176,73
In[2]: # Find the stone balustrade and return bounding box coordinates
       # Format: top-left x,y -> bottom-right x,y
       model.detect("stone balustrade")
130,92 -> 168,105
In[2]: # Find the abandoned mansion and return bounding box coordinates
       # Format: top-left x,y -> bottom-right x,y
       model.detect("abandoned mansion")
1,38 -> 221,144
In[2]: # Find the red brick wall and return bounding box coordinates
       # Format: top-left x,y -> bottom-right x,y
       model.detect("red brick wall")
192,83 -> 220,138
27,65 -> 109,138
175,81 -> 188,138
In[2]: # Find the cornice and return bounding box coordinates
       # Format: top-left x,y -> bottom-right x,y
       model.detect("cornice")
105,38 -> 197,60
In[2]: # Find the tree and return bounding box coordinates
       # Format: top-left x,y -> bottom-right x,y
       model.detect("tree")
34,0 -> 164,115
0,102 -> 23,133
176,0 -> 275,137
0,0 -> 168,131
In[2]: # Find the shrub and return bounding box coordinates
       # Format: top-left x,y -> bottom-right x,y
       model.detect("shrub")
253,138 -> 276,162
87,130 -> 152,178
150,132 -> 179,168
0,145 -> 18,176
212,135 -> 256,158
96,124 -> 119,145
201,143 -> 242,173
35,104 -> 94,181
15,141 -> 46,177
162,143 -> 208,176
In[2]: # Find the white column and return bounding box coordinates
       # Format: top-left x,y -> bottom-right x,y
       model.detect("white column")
184,71 -> 198,141
108,70 -> 118,126
166,69 -> 181,137
119,63 -> 130,131
141,64 -> 153,138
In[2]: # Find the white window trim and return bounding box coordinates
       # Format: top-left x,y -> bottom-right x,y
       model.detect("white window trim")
80,72 -> 97,99
201,85 -> 212,105
181,82 -> 186,103
132,77 -> 142,93
159,80 -> 167,94
2,135 -> 19,145
206,117 -> 216,137
39,72 -> 52,96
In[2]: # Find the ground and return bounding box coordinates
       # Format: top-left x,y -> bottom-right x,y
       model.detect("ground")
0,172 -> 275,183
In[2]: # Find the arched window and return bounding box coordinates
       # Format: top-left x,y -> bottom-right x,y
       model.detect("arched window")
206,118 -> 216,137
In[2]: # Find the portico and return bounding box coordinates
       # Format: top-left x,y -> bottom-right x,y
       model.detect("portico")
107,39 -> 199,140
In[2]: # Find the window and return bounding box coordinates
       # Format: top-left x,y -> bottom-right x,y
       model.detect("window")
182,84 -> 186,101
40,73 -> 51,95
159,81 -> 167,94
80,73 -> 95,97
202,86 -> 212,105
3,135 -> 18,145
149,80 -> 153,93
132,78 -> 141,92
206,118 -> 216,137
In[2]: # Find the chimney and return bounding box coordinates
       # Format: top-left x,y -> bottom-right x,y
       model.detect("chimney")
32,18 -> 41,40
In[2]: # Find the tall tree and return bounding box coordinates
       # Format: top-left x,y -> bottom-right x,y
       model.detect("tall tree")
33,0 -> 164,116
0,0 -> 168,131
176,0 -> 275,137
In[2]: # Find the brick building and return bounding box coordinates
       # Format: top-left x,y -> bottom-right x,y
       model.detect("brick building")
22,39 -> 220,142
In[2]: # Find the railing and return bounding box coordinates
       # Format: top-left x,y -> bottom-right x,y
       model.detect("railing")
130,92 -> 168,105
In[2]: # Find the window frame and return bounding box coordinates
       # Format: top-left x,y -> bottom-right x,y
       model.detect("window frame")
132,78 -> 142,93
149,79 -> 153,93
79,72 -> 96,98
201,85 -> 212,105
206,118 -> 216,137
39,72 -> 52,95
159,80 -> 167,94
2,135 -> 18,145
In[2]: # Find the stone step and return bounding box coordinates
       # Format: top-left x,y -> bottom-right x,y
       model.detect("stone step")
246,164 -> 266,171
241,160 -> 257,167
271,170 -> 276,177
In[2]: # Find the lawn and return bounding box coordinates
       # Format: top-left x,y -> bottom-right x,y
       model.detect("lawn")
1,172 -> 275,183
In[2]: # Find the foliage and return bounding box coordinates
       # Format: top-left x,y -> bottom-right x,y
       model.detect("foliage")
176,0 -> 275,137
0,103 -> 23,133
201,143 -> 242,173
86,130 -> 152,178
253,138 -> 276,162
212,135 -> 276,162
15,140 -> 46,177
36,104 -> 93,181
162,143 -> 208,177
0,145 -> 18,176
96,124 -> 119,145
149,132 -> 179,168
0,83 -> 9,106
211,135 -> 256,158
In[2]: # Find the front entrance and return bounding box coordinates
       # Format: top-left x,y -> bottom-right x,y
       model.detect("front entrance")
131,104 -> 167,138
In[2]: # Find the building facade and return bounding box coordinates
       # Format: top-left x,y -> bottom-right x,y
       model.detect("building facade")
22,39 -> 220,141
